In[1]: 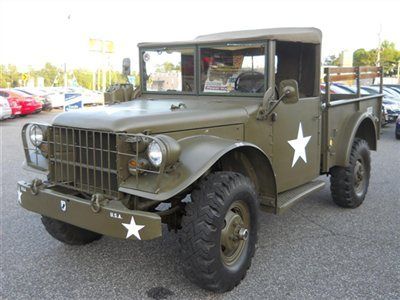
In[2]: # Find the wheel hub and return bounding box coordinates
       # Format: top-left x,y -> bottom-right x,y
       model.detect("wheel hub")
354,159 -> 365,195
220,201 -> 250,266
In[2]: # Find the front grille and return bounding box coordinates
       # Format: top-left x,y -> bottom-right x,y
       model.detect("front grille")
48,126 -> 118,198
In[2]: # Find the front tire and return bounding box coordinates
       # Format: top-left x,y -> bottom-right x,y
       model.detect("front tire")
330,138 -> 371,208
179,172 -> 259,292
41,216 -> 102,245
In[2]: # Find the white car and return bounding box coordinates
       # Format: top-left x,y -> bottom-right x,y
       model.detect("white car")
39,87 -> 104,108
0,95 -> 12,120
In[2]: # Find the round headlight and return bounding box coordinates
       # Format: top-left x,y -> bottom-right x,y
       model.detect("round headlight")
29,124 -> 44,146
147,141 -> 163,167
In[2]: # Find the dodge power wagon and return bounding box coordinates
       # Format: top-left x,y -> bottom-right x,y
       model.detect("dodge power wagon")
18,27 -> 382,292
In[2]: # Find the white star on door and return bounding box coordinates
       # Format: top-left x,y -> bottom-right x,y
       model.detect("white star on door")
122,217 -> 145,240
287,123 -> 311,167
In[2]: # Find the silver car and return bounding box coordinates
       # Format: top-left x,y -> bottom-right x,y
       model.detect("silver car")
0,95 -> 12,120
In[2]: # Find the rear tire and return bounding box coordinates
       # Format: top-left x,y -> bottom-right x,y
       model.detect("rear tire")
179,172 -> 259,292
330,138 -> 371,208
41,216 -> 102,245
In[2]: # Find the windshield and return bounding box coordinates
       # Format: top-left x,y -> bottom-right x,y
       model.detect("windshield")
200,44 -> 265,94
142,48 -> 195,93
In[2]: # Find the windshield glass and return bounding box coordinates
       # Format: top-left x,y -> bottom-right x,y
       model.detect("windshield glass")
200,44 -> 265,94
142,48 -> 195,93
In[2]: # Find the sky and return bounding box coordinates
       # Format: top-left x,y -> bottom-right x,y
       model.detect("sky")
0,0 -> 399,73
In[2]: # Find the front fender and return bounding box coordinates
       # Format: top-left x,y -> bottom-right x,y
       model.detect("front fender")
119,135 -> 271,201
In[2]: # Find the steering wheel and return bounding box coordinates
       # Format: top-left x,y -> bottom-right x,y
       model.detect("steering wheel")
234,71 -> 264,93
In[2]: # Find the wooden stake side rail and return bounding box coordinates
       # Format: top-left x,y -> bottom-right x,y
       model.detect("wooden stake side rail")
323,66 -> 383,105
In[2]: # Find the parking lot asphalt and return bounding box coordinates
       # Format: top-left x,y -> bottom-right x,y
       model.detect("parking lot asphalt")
1,111 -> 399,300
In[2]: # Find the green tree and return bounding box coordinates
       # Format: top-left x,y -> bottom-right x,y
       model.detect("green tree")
324,54 -> 340,66
0,64 -> 21,87
156,62 -> 181,72
379,40 -> 400,75
73,69 -> 93,89
36,63 -> 61,86
353,48 -> 376,67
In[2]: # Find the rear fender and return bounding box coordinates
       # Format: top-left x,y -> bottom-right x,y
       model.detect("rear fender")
335,112 -> 377,167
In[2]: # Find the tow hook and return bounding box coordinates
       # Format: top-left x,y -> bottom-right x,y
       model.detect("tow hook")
30,179 -> 43,195
90,193 -> 106,213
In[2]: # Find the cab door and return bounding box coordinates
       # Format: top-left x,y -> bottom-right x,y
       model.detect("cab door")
271,97 -> 321,193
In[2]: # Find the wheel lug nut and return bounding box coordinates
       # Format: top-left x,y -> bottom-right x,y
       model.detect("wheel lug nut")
238,228 -> 249,241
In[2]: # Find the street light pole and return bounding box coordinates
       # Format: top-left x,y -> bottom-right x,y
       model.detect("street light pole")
376,24 -> 382,67
397,60 -> 400,84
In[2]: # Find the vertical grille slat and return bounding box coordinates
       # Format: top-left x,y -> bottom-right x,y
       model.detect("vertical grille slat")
59,127 -> 63,182
107,133 -> 111,197
100,133 -> 104,193
92,130 -> 97,193
48,126 -> 118,198
66,128 -> 70,183
85,130 -> 89,193
72,129 -> 77,190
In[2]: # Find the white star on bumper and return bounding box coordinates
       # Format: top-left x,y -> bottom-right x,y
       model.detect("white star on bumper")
122,217 -> 145,240
288,123 -> 311,167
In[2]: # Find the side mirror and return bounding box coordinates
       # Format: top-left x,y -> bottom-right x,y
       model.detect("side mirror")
122,58 -> 131,76
279,79 -> 299,104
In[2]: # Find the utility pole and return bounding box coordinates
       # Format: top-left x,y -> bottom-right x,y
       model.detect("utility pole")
64,13 -> 72,88
376,24 -> 382,67
102,43 -> 106,91
397,61 -> 400,84
64,63 -> 67,88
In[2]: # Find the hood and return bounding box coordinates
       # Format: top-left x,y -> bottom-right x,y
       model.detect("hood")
52,98 -> 256,133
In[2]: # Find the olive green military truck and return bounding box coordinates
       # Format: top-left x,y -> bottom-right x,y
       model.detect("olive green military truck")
18,28 -> 383,292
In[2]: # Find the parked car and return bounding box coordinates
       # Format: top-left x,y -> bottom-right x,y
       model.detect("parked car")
372,84 -> 400,96
320,83 -> 354,94
396,115 -> 400,139
14,88 -> 53,111
362,86 -> 400,101
358,86 -> 400,122
384,99 -> 400,122
385,86 -> 400,97
331,83 -> 355,94
0,90 -> 22,118
0,89 -> 42,116
0,95 -> 12,120
39,87 -> 65,108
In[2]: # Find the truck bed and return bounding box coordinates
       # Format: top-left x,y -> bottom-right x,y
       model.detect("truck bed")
320,67 -> 383,172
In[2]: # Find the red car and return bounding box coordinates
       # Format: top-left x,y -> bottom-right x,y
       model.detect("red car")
0,90 -> 22,118
0,89 -> 42,116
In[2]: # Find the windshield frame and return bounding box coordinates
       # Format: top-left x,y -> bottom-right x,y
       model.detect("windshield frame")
139,45 -> 197,96
139,41 -> 269,97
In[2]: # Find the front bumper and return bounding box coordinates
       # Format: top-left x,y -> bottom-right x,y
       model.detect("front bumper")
17,181 -> 162,240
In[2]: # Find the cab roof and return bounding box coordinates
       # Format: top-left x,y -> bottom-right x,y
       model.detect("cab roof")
138,27 -> 322,48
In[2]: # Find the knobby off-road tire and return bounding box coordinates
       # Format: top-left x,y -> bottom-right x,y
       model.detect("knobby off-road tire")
330,138 -> 371,208
179,172 -> 259,292
41,216 -> 102,245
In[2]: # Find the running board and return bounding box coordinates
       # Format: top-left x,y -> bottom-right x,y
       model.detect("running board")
276,180 -> 326,214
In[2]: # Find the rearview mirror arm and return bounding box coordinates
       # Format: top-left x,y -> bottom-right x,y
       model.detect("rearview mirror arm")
257,88 -> 289,120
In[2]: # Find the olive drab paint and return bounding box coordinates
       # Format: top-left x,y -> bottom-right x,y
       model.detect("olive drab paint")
18,27 -> 381,240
